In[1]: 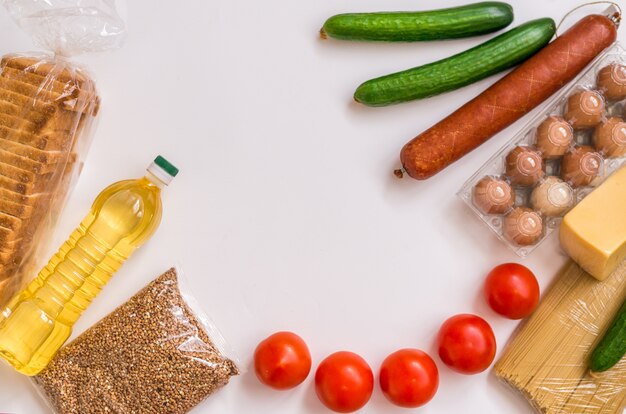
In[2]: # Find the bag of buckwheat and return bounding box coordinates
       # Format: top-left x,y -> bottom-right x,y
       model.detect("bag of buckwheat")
33,267 -> 240,414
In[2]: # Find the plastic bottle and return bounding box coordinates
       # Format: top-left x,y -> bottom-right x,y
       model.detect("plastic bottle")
0,156 -> 179,376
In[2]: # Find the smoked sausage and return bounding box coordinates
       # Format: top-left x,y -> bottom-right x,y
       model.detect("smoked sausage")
398,14 -> 618,180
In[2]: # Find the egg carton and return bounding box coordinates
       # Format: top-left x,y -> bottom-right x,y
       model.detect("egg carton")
458,42 -> 626,257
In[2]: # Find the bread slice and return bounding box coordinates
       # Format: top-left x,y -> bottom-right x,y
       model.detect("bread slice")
0,139 -> 67,164
0,196 -> 33,219
0,78 -> 68,104
0,161 -> 54,184
2,60 -> 96,121
0,88 -> 56,115
0,99 -> 52,127
0,126 -> 59,151
0,172 -> 59,195
2,56 -> 90,86
0,96 -> 79,135
0,149 -> 60,175
0,211 -> 22,232
0,160 -> 37,183
1,130 -> 59,151
1,67 -> 73,95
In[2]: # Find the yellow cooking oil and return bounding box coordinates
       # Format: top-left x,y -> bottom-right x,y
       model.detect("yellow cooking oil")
0,156 -> 178,376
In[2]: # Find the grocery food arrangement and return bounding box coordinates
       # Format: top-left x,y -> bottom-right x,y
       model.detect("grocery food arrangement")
459,43 -> 626,256
1,0 -> 626,413
0,0 -> 239,412
394,12 -> 617,180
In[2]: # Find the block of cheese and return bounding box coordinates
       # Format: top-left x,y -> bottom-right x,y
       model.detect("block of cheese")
560,165 -> 626,280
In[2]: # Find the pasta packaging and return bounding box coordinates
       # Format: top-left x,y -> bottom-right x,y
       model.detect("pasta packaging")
0,0 -> 125,305
495,260 -> 626,414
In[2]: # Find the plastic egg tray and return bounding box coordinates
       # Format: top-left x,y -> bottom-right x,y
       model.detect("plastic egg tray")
458,43 -> 626,257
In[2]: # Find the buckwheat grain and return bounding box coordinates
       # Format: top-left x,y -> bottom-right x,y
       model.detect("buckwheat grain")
34,268 -> 238,414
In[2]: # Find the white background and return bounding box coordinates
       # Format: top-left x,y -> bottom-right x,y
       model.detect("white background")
0,0 -> 624,413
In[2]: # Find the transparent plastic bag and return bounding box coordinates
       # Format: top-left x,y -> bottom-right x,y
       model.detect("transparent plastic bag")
495,260 -> 626,414
1,0 -> 125,56
33,266 -> 240,414
0,0 -> 125,306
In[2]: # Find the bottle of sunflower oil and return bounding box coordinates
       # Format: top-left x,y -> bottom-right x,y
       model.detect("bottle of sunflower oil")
0,155 -> 178,375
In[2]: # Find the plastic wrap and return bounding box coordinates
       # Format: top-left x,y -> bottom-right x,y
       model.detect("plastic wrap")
33,267 -> 240,414
2,0 -> 125,56
0,0 -> 125,306
458,43 -> 626,257
495,260 -> 626,413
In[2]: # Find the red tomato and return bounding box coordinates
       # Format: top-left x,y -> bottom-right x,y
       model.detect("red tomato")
254,331 -> 311,390
315,351 -> 374,413
484,263 -> 540,320
437,314 -> 496,374
379,349 -> 439,408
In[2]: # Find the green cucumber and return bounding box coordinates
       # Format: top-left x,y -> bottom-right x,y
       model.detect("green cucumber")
321,2 -> 514,42
590,299 -> 626,372
354,18 -> 555,107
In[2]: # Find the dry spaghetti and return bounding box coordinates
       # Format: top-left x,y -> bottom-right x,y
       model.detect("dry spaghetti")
495,261 -> 626,413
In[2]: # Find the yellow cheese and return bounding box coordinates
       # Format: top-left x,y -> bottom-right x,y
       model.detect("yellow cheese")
560,165 -> 626,280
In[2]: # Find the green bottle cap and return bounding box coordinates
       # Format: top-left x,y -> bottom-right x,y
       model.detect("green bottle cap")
154,156 -> 179,177
148,156 -> 179,186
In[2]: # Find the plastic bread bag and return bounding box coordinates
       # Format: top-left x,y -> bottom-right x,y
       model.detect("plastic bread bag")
0,0 -> 125,305
495,260 -> 626,414
33,266 -> 241,414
